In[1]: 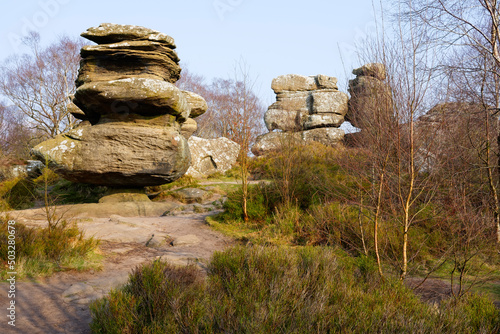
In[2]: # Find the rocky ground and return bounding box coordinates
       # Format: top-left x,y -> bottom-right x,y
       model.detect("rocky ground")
0,208 -> 233,334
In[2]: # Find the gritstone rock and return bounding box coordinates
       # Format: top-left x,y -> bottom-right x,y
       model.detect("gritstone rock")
186,136 -> 240,177
33,23 -> 207,187
346,63 -> 393,129
254,74 -> 347,156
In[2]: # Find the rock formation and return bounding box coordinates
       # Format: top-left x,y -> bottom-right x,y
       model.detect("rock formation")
32,23 -> 207,187
186,136 -> 240,177
413,102 -> 495,171
345,63 -> 392,129
252,74 -> 347,156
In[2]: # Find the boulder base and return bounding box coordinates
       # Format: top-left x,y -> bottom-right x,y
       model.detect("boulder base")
32,123 -> 190,187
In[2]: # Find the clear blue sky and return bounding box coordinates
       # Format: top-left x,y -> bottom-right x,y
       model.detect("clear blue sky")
0,0 -> 379,106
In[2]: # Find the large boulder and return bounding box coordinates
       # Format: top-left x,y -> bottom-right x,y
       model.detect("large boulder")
302,128 -> 345,146
180,118 -> 198,139
76,41 -> 181,86
181,91 -> 208,118
254,73 -> 346,155
264,109 -> 307,132
186,136 -> 240,177
33,24 -> 208,188
346,65 -> 393,129
81,23 -> 177,47
251,132 -> 302,156
271,74 -> 338,93
303,114 -> 344,129
311,91 -> 349,115
32,120 -> 190,187
74,78 -> 191,123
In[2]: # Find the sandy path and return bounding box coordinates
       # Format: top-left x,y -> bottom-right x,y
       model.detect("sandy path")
0,212 -> 233,334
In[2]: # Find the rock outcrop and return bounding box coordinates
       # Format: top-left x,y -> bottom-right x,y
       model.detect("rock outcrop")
186,136 -> 240,177
252,74 -> 347,156
346,63 -> 393,129
413,102 -> 495,171
32,24 -> 207,187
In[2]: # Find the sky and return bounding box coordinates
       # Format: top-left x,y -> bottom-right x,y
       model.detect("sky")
0,0 -> 379,108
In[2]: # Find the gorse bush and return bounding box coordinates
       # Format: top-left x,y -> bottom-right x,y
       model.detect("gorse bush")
0,217 -> 100,278
219,184 -> 271,222
89,246 -> 500,333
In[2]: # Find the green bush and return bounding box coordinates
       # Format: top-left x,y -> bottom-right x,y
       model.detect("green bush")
0,217 -> 100,279
91,261 -> 206,333
90,246 -> 500,333
218,185 -> 271,223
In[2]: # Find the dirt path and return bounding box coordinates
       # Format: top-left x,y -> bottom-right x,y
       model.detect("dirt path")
0,212 -> 234,334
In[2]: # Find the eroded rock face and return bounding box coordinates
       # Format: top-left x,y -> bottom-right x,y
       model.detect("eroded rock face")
254,74 -> 347,156
74,78 -> 190,122
32,123 -> 190,186
81,23 -> 177,46
186,136 -> 240,177
352,63 -> 387,80
33,24 -> 206,187
271,74 -> 338,93
346,64 -> 393,129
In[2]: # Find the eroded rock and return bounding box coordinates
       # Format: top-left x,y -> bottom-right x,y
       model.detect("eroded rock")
32,123 -> 190,187
186,136 -> 240,177
34,24 -> 207,188
346,64 -> 393,129
254,73 -> 346,155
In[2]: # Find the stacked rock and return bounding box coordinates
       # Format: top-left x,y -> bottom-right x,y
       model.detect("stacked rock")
345,63 -> 392,129
252,74 -> 347,156
32,23 -> 207,187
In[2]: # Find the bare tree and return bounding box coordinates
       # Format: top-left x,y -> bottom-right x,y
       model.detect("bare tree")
176,65 -> 266,149
176,63 -> 265,220
406,0 -> 500,243
205,77 -> 266,154
346,2 -> 442,280
0,32 -> 85,138
0,102 -> 33,160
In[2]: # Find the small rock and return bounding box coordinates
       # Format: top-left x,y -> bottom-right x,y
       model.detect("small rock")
172,188 -> 210,204
62,283 -> 95,303
109,214 -> 124,223
172,234 -> 201,246
352,63 -> 387,80
146,234 -> 167,247
99,191 -> 151,204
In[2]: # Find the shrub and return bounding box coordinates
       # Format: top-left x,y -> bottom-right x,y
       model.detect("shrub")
90,246 -> 500,333
0,217 -> 100,279
90,261 -> 206,333
218,184 -> 271,223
